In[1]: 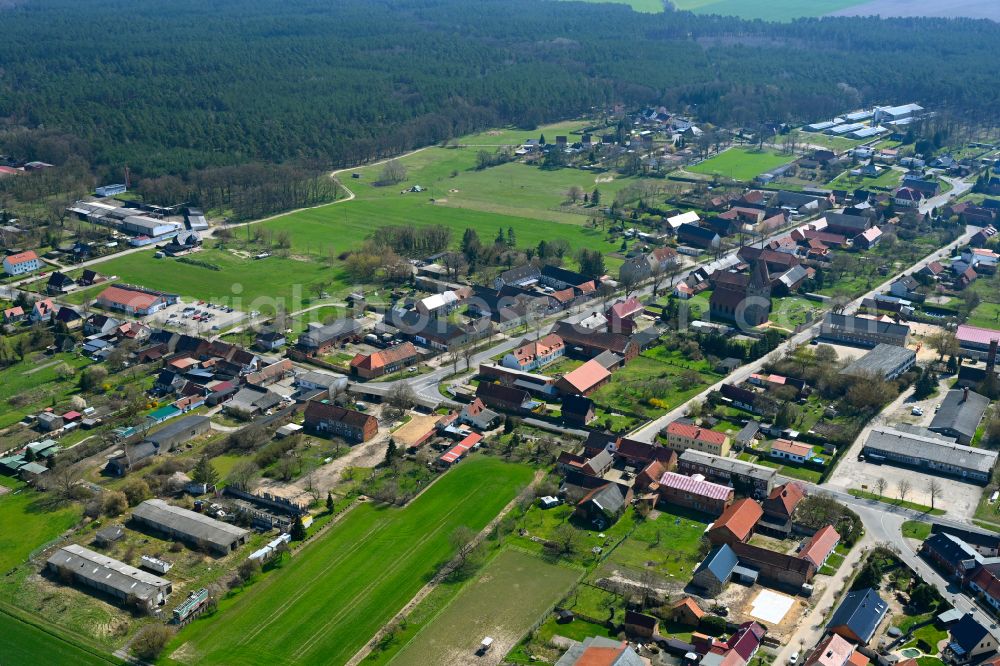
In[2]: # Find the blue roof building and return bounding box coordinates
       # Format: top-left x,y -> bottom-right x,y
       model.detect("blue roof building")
827,588 -> 888,644
946,613 -> 996,664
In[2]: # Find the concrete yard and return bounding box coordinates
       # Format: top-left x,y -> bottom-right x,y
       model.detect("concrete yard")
748,589 -> 796,624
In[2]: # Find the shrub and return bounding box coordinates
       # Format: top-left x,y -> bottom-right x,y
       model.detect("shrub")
131,625 -> 174,660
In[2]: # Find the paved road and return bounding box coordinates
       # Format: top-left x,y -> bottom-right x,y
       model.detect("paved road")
629,223 -> 977,442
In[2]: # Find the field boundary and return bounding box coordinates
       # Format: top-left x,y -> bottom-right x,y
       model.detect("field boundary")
0,600 -> 122,665
344,469 -> 544,666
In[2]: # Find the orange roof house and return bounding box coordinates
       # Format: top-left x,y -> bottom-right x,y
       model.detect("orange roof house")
799,524 -> 840,568
708,498 -> 763,547
350,342 -> 419,379
671,597 -> 706,626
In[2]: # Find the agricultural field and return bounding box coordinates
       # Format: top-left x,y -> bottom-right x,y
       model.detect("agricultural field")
0,606 -> 122,666
579,0 -> 875,20
387,549 -> 580,666
0,479 -> 81,573
0,350 -> 92,429
790,130 -> 865,152
168,458 -> 533,666
688,147 -> 794,182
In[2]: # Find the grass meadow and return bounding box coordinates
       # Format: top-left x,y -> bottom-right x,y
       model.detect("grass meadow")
386,549 -> 580,666
587,0 -> 871,20
168,457 -> 533,666
688,147 -> 794,181
0,479 -> 81,574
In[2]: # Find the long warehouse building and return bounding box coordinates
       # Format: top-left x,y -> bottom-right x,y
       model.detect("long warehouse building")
46,544 -> 172,611
131,499 -> 250,555
862,426 -> 998,484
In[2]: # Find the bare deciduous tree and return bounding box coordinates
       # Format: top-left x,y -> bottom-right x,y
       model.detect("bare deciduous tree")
897,478 -> 911,504
927,478 -> 942,511
874,477 -> 887,499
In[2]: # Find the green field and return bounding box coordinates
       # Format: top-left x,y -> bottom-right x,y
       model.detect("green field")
828,166 -> 903,191
170,458 -> 533,665
688,147 -> 794,182
967,302 -> 1000,329
388,549 -> 580,665
0,606 -> 121,666
66,247 -> 341,313
0,480 -> 81,573
581,0 -> 870,20
0,351 -> 92,429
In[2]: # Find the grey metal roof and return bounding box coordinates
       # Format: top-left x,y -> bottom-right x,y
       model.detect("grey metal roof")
47,544 -> 170,603
930,389 -> 990,442
822,313 -> 910,340
132,499 -> 248,549
146,414 -> 209,445
827,588 -> 888,643
840,343 -> 916,378
679,449 -> 778,482
864,426 -> 997,474
695,543 -> 739,582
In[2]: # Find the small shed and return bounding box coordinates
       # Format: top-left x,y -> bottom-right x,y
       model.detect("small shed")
94,525 -> 125,546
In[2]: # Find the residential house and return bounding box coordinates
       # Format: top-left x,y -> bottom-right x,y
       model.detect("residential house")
562,395 -> 596,426
799,525 -> 840,568
945,614 -> 997,665
554,321 -> 637,362
854,226 -> 883,250
2,305 -> 25,324
574,483 -> 632,529
350,342 -> 419,380
770,439 -> 813,464
303,401 -> 378,443
459,398 -> 502,431
671,597 -> 706,627
708,499 -> 763,547
678,449 -> 777,499
893,187 -> 923,208
922,532 -> 983,582
501,334 -> 565,372
760,482 -> 805,537
476,382 -> 533,412
31,298 -> 56,323
2,250 -> 43,276
624,610 -> 659,640
255,328 -> 287,351
607,297 -> 644,334
46,271 -> 76,294
823,213 -> 871,237
224,385 -> 282,419
827,588 -> 889,644
969,564 -> 1000,612
554,636 -> 645,666
890,276 -> 921,300
664,421 -> 732,457
494,264 -> 541,290
805,634 -> 867,666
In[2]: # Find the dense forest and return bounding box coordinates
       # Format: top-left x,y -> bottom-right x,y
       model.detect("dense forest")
1,0 -> 999,182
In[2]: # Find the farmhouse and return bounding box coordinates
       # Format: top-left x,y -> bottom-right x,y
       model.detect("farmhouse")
862,426 -> 997,484
303,401 -> 378,442
929,388 -> 990,445
501,334 -> 565,372
2,250 -> 43,276
131,499 -> 249,555
692,544 -> 741,596
459,398 -> 502,431
476,382 -> 534,412
47,544 -> 172,612
805,634 -> 866,666
678,449 -> 777,499
494,264 -> 540,290
840,344 -> 916,380
554,636 -> 644,666
96,284 -> 175,316
708,498 -> 763,547
554,321 -> 637,362
658,471 -> 734,516
827,587 -> 889,644
664,421 -> 732,457
562,394 -> 596,426
921,532 -> 981,582
574,482 -> 632,529
296,319 -> 363,356
350,342 -> 419,379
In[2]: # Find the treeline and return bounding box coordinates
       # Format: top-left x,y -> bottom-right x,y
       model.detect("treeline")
2,0 -> 1000,182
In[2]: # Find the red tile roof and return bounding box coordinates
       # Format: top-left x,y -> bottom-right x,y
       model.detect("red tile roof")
349,342 -> 418,372
4,250 -> 39,265
772,439 -> 813,458
97,285 -> 161,311
665,421 -> 728,445
559,359 -> 611,394
765,483 -> 805,517
800,524 -> 840,568
711,498 -> 763,541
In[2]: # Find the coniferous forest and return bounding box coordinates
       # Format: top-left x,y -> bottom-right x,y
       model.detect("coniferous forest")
1,0 -> 998,182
